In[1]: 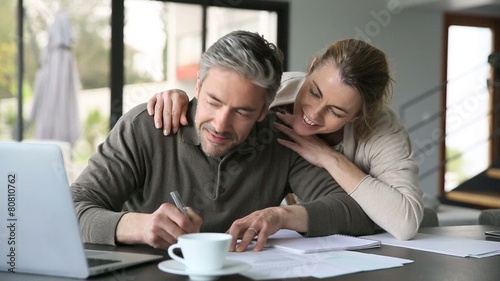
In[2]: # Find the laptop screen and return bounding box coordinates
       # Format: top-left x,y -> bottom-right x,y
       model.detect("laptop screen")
0,142 -> 89,277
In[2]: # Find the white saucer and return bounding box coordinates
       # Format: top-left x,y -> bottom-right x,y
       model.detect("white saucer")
158,259 -> 251,281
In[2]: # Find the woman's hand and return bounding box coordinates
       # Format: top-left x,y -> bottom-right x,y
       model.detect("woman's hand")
147,89 -> 190,135
275,112 -> 367,194
274,112 -> 335,168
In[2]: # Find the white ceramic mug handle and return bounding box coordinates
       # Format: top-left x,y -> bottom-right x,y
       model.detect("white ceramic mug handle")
167,244 -> 186,265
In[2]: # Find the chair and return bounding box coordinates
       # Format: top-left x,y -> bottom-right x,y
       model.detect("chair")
420,207 -> 439,228
479,209 -> 500,226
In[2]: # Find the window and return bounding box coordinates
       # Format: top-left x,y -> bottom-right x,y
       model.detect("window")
444,25 -> 492,192
441,14 -> 500,208
1,0 -> 112,181
121,1 -> 282,113
114,0 -> 289,125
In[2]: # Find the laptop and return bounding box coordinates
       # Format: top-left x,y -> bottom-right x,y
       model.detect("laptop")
0,142 -> 163,278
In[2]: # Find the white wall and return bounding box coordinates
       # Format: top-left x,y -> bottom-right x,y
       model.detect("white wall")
281,0 -> 443,196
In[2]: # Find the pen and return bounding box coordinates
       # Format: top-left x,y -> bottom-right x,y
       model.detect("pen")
170,191 -> 188,216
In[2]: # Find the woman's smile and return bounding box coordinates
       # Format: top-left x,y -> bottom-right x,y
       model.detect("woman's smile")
302,112 -> 317,126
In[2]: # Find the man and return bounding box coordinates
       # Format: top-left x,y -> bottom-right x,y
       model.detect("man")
72,30 -> 375,252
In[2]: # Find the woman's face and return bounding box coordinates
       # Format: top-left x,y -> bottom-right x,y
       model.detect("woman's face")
292,63 -> 362,136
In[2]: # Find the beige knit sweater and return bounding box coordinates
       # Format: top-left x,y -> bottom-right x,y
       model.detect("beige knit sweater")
271,72 -> 424,240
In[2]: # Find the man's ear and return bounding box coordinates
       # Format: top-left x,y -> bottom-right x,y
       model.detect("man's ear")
257,104 -> 270,122
307,57 -> 318,74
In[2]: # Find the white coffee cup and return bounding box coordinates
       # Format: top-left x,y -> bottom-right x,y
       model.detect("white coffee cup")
167,233 -> 232,272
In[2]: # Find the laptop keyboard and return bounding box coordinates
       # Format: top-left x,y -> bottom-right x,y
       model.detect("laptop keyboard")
87,257 -> 121,268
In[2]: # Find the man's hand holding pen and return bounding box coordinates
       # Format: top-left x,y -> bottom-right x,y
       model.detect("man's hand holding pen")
115,191 -> 202,250
137,202 -> 202,250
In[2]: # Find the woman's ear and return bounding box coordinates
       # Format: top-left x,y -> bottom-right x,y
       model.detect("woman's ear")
307,57 -> 318,74
349,114 -> 361,123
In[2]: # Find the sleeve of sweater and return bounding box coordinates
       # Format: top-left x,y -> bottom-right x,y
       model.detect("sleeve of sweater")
348,108 -> 424,240
71,105 -> 147,245
288,153 -> 376,237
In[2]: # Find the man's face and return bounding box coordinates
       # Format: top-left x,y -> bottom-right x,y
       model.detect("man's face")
194,67 -> 268,158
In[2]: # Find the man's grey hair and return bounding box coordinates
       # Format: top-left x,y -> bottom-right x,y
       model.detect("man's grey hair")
198,30 -> 284,104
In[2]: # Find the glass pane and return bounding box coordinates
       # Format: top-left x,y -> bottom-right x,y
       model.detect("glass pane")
123,1 -> 201,112
206,7 -> 277,48
445,25 -> 492,192
0,0 -> 17,140
1,0 -> 112,182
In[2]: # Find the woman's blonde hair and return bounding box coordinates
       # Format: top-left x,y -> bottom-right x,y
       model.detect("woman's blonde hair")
310,39 -> 393,140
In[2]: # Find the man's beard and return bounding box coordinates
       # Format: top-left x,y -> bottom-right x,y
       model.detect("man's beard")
196,122 -> 237,158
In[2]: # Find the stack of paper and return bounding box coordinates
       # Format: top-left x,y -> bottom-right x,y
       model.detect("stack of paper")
361,232 -> 500,258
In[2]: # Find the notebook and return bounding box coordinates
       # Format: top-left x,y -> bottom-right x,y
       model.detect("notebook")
0,142 -> 163,278
267,229 -> 380,254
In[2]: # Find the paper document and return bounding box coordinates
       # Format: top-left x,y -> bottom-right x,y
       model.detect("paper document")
362,232 -> 500,258
228,248 -> 412,280
267,229 -> 380,254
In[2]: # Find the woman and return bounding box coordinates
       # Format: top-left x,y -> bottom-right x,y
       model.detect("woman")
147,39 -> 423,240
